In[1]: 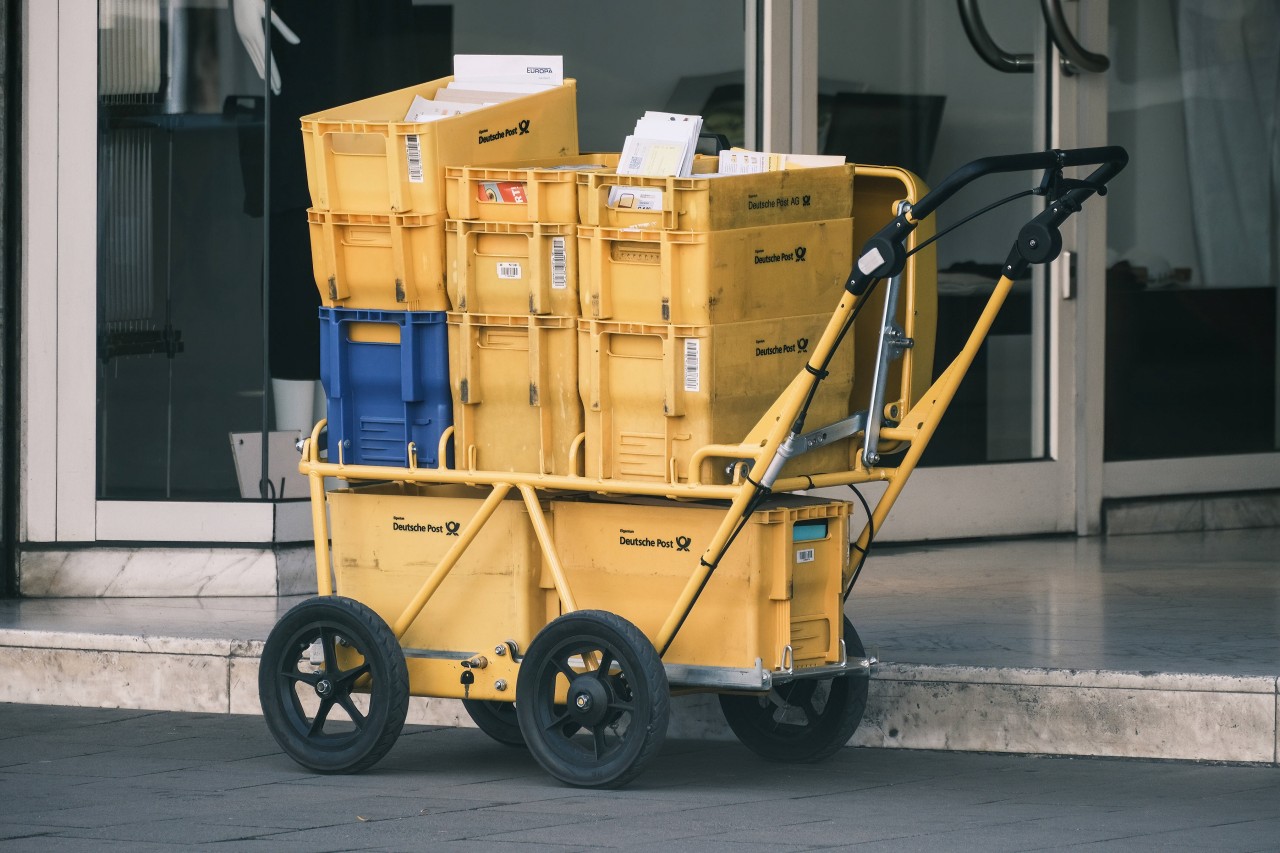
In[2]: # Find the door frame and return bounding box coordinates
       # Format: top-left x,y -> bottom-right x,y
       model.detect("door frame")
753,0 -> 1107,540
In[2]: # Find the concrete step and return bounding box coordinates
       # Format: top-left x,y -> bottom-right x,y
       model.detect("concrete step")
4,627 -> 1275,766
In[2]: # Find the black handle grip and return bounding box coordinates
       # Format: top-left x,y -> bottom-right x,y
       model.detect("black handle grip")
911,145 -> 1128,221
846,145 -> 1128,294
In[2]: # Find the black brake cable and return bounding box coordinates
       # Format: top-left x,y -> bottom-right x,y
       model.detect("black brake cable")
838,186 -> 1039,600
659,277 -> 883,657
844,484 -> 874,600
907,188 -> 1037,258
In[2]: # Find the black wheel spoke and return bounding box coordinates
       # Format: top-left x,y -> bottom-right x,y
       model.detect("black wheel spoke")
336,692 -> 366,727
594,648 -> 615,681
553,657 -> 579,682
319,627 -> 339,673
308,697 -> 334,736
281,668 -> 320,687
543,710 -> 573,735
334,661 -> 370,688
799,697 -> 820,725
592,726 -> 608,760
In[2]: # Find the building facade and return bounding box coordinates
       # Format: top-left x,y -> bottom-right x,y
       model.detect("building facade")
6,0 -> 1278,597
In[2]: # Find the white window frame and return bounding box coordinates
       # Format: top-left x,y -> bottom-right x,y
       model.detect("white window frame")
22,0 -> 286,545
25,0 -> 1275,552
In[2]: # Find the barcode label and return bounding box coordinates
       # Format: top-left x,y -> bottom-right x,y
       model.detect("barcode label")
405,135 -> 423,184
796,548 -> 815,564
551,237 -> 567,289
683,338 -> 701,392
497,262 -> 522,279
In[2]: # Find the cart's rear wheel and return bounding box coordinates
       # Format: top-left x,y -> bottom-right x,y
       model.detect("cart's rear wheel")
516,610 -> 669,789
462,699 -> 525,747
259,596 -> 409,773
718,618 -> 869,762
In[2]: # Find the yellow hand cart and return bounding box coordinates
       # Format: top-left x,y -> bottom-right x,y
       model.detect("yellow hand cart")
259,146 -> 1128,788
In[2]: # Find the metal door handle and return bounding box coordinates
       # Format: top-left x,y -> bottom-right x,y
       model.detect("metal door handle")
957,0 -> 1033,74
1040,0 -> 1110,74
958,0 -> 1110,75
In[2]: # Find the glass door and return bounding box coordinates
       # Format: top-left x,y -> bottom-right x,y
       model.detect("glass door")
1102,0 -> 1280,500
812,0 -> 1095,539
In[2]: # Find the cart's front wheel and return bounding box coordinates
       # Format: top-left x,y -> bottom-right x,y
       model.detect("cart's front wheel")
718,618 -> 869,762
259,596 -> 409,774
516,610 -> 669,788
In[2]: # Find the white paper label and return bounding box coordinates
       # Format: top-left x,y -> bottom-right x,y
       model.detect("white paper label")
405,135 -> 423,184
608,186 -> 664,212
857,246 -> 885,275
551,237 -> 567,289
796,548 -> 815,564
497,262 -> 522,279
683,338 -> 701,392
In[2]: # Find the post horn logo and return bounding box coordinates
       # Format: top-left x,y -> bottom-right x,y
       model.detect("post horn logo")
795,246 -> 807,262
797,337 -> 810,353
518,119 -> 531,135
802,194 -> 811,206
676,536 -> 692,552
445,521 -> 461,536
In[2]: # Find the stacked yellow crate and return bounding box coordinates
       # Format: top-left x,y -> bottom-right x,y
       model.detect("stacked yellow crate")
574,163 -> 859,485
301,76 -> 581,469
443,155 -> 619,475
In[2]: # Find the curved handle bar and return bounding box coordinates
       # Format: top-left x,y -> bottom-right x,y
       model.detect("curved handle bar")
1040,0 -> 1110,74
957,0 -> 1033,74
911,145 -> 1127,221
846,146 -> 1128,294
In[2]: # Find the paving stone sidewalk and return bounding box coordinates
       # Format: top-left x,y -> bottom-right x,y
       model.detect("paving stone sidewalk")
0,703 -> 1277,852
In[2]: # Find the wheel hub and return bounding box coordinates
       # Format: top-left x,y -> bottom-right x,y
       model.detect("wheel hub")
566,676 -> 610,726
315,678 -> 334,698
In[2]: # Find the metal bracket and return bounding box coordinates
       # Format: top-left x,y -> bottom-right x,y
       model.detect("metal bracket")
795,410 -> 869,456
863,272 -> 914,467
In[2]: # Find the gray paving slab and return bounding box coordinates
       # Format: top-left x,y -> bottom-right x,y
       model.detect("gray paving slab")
0,703 -> 1277,851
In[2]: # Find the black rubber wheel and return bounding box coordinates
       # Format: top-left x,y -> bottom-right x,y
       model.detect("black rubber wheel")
462,699 -> 525,747
516,610 -> 669,788
259,596 -> 409,773
718,618 -> 869,762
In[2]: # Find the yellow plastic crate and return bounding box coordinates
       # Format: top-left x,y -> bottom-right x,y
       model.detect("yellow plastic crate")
447,312 -> 582,475
445,220 -> 578,316
328,483 -> 557,700
444,154 -> 621,222
307,209 -> 448,311
577,218 -> 853,325
301,76 -> 579,214
551,495 -> 849,670
578,313 -> 854,485
577,164 -> 854,231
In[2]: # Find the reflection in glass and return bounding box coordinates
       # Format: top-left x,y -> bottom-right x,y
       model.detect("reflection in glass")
1105,0 -> 1279,461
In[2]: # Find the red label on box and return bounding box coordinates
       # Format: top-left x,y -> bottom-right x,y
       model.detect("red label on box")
477,181 -> 528,204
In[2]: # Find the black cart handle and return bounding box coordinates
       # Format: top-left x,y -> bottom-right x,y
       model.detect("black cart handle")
847,145 -> 1129,294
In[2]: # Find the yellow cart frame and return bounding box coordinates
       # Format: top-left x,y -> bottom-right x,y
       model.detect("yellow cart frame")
274,146 -> 1128,786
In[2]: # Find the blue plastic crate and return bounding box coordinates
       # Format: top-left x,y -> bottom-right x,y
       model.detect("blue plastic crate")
319,307 -> 452,468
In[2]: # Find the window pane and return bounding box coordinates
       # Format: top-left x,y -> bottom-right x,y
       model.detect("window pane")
96,1 -> 454,500
820,0 -> 1047,467
1105,0 -> 1279,460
